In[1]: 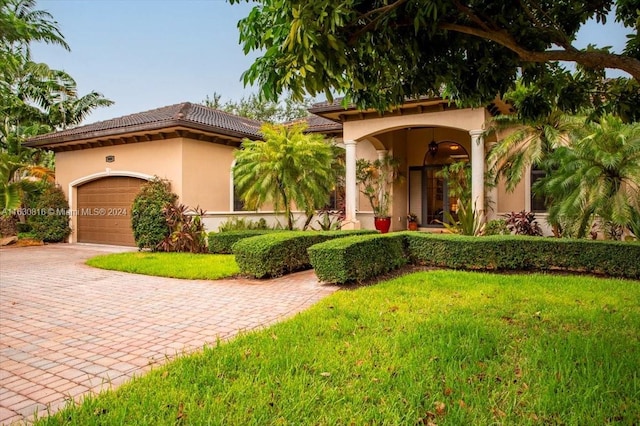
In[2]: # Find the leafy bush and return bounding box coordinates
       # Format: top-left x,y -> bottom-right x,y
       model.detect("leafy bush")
503,211 -> 543,236
307,232 -> 640,284
131,178 -> 178,250
308,233 -> 407,283
407,233 -> 640,279
29,184 -> 71,242
483,219 -> 510,236
208,230 -> 282,254
218,217 -> 269,231
157,204 -> 207,253
232,230 -> 377,278
16,222 -> 31,233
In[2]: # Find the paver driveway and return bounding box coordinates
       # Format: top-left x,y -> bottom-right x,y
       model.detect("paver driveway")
0,244 -> 339,425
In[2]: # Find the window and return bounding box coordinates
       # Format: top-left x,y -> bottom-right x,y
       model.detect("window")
530,167 -> 546,212
233,184 -> 246,211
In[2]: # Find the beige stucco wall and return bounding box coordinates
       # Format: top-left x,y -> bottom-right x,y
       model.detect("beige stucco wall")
345,106 -> 538,231
55,137 -> 241,242
343,107 -> 487,142
181,139 -> 235,211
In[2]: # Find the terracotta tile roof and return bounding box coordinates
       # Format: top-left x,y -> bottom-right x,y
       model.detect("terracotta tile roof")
26,102 -> 264,148
286,114 -> 342,133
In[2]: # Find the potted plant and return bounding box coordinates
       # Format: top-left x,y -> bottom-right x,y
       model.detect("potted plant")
356,154 -> 401,233
407,212 -> 419,231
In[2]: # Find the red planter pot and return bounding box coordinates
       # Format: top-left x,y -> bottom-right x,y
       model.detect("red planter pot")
374,216 -> 392,234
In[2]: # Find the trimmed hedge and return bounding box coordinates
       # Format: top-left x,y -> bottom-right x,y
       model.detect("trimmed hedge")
307,232 -> 640,284
308,233 -> 407,284
232,230 -> 377,278
407,233 -> 640,278
208,230 -> 282,254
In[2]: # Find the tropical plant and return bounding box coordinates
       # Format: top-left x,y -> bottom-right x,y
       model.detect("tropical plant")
503,211 -> 543,236
356,155 -> 401,218
0,151 -> 52,236
486,81 -> 584,192
233,0 -> 640,111
628,208 -> 640,241
0,0 -> 69,57
158,204 -> 207,253
131,178 -> 178,251
535,115 -> 640,239
218,217 -> 269,232
1,0 -> 112,160
436,160 -> 471,201
314,209 -> 343,231
29,183 -> 71,242
439,199 -> 484,236
233,123 -> 337,230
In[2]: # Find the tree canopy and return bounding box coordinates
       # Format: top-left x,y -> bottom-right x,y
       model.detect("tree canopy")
234,0 -> 640,110
1,0 -> 112,159
203,91 -> 312,123
233,123 -> 337,230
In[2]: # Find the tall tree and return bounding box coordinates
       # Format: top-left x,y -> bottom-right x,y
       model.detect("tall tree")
203,92 -> 312,123
0,0 -> 69,58
233,123 -> 337,230
0,0 -> 112,157
535,115 -> 640,238
486,80 -> 584,192
233,0 -> 639,110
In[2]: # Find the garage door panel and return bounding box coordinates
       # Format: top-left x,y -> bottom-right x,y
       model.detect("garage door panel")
77,177 -> 145,246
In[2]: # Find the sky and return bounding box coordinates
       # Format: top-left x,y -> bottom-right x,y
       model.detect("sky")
31,0 -> 632,124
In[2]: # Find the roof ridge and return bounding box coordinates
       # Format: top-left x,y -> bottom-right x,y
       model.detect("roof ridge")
174,102 -> 192,120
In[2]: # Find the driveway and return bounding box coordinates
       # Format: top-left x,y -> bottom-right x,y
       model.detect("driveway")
0,244 -> 338,425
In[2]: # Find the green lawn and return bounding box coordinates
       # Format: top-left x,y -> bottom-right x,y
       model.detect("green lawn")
86,252 -> 239,280
38,271 -> 639,425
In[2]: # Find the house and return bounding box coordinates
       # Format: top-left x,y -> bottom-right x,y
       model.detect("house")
26,98 -> 541,246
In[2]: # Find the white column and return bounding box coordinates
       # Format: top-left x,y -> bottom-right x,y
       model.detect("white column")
377,149 -> 387,161
343,140 -> 360,229
470,130 -> 485,221
486,141 -> 498,221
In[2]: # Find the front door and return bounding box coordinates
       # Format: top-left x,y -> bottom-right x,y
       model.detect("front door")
409,166 -> 451,226
408,140 -> 469,227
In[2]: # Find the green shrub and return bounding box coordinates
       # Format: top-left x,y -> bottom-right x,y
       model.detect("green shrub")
308,233 -> 407,283
208,230 -> 281,254
218,217 -> 269,231
16,222 -> 31,233
407,233 -> 640,279
233,230 -> 377,278
131,178 -> 178,250
483,219 -> 510,236
29,184 -> 71,242
157,204 -> 207,253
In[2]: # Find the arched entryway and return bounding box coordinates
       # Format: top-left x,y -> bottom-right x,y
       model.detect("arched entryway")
76,176 -> 146,246
408,140 -> 469,227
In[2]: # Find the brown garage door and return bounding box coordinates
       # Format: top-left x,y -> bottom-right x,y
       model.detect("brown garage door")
77,177 -> 145,246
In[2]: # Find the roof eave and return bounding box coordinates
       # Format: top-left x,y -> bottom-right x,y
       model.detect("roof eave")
25,119 -> 261,149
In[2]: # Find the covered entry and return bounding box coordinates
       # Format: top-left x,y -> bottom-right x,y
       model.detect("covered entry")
76,176 -> 145,246
409,140 -> 470,227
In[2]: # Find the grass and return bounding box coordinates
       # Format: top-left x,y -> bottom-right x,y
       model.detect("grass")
86,252 -> 239,280
37,271 -> 639,425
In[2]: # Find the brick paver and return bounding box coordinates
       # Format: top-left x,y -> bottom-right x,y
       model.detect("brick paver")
0,244 -> 338,425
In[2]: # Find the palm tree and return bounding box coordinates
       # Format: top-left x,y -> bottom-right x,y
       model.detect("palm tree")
0,0 -> 69,57
233,123 -> 336,230
486,80 -> 584,191
1,0 -> 112,156
535,115 -> 640,238
0,151 -> 53,236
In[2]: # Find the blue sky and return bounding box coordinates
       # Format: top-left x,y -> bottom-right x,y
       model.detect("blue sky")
32,0 -> 632,124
